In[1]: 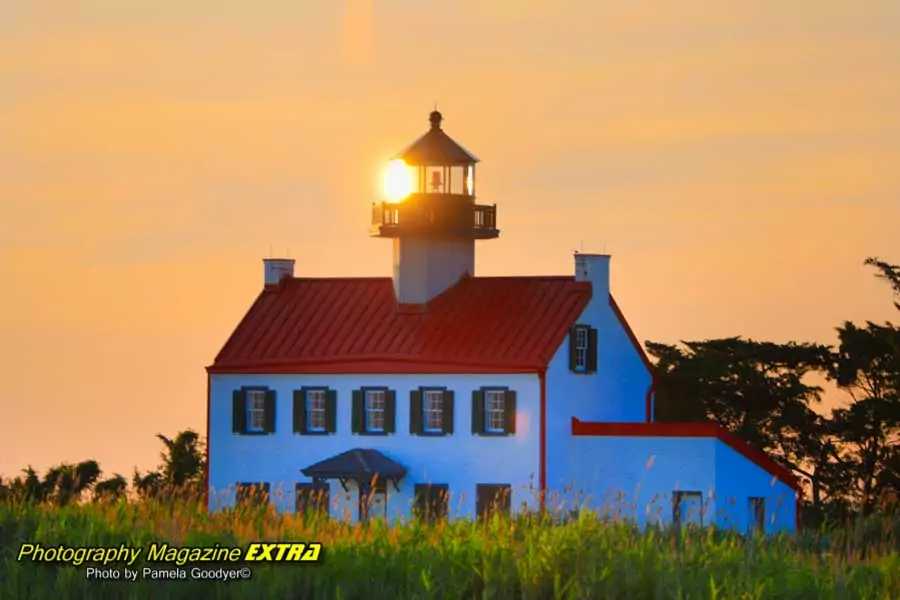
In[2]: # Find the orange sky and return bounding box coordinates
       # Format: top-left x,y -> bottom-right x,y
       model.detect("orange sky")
2,0 -> 898,480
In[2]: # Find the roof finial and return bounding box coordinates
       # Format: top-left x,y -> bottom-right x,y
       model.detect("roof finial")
429,106 -> 442,129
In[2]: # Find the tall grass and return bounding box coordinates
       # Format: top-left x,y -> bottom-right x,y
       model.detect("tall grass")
1,491 -> 899,600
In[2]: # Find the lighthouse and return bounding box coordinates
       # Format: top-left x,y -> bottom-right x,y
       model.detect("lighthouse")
370,110 -> 500,305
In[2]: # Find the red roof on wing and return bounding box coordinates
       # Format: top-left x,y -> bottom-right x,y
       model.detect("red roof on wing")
208,276 -> 597,374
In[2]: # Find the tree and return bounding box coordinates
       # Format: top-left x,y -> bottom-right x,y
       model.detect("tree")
133,429 -> 206,500
865,257 -> 900,310
42,460 -> 102,506
156,430 -> 205,489
93,474 -> 127,501
132,469 -> 165,499
824,258 -> 900,515
647,337 -> 836,509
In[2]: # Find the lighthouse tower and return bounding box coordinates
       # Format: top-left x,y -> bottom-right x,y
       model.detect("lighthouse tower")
371,110 -> 499,305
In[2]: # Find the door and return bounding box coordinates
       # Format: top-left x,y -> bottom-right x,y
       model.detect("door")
673,491 -> 703,527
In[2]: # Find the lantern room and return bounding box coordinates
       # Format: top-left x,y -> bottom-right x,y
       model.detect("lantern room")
371,110 -> 499,241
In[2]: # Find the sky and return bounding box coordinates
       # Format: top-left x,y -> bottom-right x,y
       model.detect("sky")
2,0 -> 899,480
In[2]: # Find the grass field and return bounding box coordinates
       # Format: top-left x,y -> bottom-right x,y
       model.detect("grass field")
2,496 -> 900,600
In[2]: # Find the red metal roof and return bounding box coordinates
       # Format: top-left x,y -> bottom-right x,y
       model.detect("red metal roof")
208,276 -> 595,374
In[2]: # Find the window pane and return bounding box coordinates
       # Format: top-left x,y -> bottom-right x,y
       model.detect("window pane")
249,411 -> 265,430
577,328 -> 587,347
366,391 -> 385,409
307,390 -> 326,430
247,390 -> 266,409
365,390 -> 385,431
484,390 -> 505,432
424,390 -> 444,431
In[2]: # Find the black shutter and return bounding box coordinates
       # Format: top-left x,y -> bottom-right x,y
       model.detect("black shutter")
296,483 -> 311,514
472,390 -> 485,435
325,390 -> 337,433
476,484 -> 489,519
264,390 -> 276,433
384,390 -> 396,434
409,390 -> 423,435
504,390 -> 517,435
568,327 -> 579,371
232,390 -> 246,434
351,390 -> 364,434
414,484 -> 448,521
436,484 -> 449,519
293,390 -> 307,434
586,327 -> 599,373
442,390 -> 455,435
413,484 -> 427,519
315,482 -> 330,516
498,485 -> 511,514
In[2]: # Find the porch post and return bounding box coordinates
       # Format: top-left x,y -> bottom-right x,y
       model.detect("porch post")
358,479 -> 371,522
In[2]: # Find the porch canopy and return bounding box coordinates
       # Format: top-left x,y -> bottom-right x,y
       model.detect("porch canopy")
300,448 -> 407,493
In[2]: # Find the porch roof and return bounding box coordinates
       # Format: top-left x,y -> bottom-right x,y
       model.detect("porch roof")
300,448 -> 407,482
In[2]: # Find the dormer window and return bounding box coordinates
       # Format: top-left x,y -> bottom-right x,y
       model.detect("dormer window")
569,324 -> 598,374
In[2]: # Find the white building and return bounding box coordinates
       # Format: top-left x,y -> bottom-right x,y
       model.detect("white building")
206,111 -> 799,532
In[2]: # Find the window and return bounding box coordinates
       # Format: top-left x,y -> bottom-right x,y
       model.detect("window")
569,324 -> 598,373
365,390 -> 385,432
293,388 -> 336,435
574,326 -> 588,371
414,484 -> 449,522
410,389 -> 454,436
472,388 -> 517,436
749,497 -> 766,533
476,484 -> 511,520
423,390 -> 444,432
352,388 -> 396,435
233,388 -> 275,434
246,390 -> 266,432
296,482 -> 330,517
235,482 -> 270,507
306,390 -> 327,432
485,390 -> 506,433
672,491 -> 703,527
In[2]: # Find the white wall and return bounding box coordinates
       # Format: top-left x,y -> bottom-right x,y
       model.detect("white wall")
392,238 -> 474,304
208,372 -> 540,522
553,436 -> 718,526
714,441 -> 796,533
550,435 -> 797,532
543,267 -> 653,501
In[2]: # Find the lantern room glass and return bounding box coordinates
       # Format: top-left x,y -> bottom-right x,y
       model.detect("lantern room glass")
412,165 -> 475,196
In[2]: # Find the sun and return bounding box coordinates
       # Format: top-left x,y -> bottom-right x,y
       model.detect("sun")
382,159 -> 414,202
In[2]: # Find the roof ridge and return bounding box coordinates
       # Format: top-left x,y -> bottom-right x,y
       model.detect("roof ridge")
286,276 -> 392,282
467,275 -> 576,280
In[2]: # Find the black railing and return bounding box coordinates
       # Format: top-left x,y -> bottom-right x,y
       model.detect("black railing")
371,201 -> 497,231
473,204 -> 496,230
